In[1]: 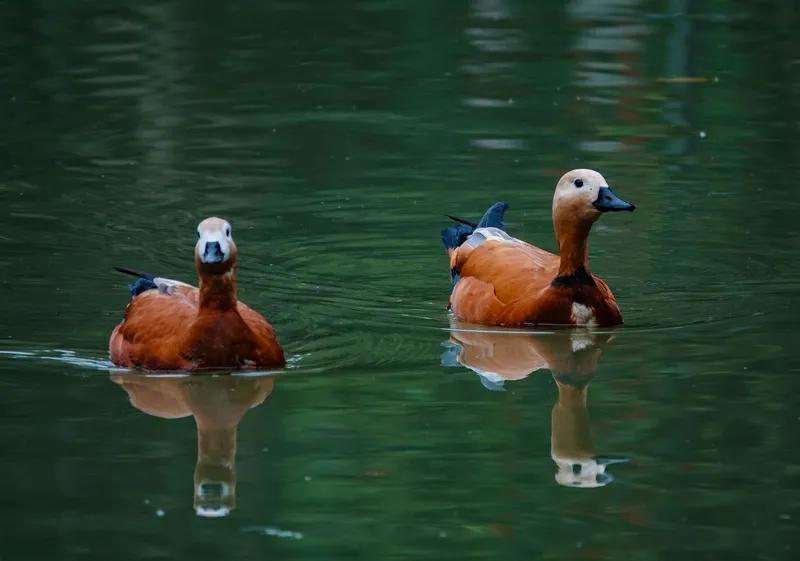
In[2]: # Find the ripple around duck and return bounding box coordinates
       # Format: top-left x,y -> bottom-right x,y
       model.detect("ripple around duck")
0,333 -> 442,378
0,348 -> 120,373
0,347 -> 311,378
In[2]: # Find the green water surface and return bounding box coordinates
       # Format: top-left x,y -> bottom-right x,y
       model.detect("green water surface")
1,1 -> 799,559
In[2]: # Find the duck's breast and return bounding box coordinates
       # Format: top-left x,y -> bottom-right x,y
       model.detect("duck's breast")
236,303 -> 285,367
532,277 -> 623,327
177,306 -> 282,369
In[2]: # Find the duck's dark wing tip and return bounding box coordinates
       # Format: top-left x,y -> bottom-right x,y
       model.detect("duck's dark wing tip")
477,201 -> 510,230
441,201 -> 509,250
113,267 -> 157,296
441,223 -> 475,250
446,214 -> 478,228
113,267 -> 155,280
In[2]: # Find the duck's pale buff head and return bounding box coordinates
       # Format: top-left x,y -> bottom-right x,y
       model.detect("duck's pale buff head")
195,217 -> 237,273
552,169 -> 634,228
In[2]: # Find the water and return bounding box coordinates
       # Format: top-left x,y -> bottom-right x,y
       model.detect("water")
1,0 -> 799,559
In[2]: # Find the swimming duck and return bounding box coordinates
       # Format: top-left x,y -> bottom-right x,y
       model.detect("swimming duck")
109,217 -> 285,370
442,169 -> 634,326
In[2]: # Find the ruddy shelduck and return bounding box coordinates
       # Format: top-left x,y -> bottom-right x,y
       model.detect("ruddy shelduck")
442,169 -> 634,326
109,217 -> 285,370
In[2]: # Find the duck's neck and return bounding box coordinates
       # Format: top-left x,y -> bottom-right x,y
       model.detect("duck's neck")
198,269 -> 238,311
554,218 -> 592,278
555,381 -> 588,408
196,419 -> 237,469
193,418 -> 237,514
551,381 -> 594,457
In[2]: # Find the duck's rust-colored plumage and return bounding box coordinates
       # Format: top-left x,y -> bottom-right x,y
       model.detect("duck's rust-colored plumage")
109,217 -> 285,370
443,169 -> 634,327
449,239 -> 622,326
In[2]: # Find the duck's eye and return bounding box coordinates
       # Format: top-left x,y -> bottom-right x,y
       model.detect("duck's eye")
196,230 -> 201,240
574,179 -> 584,188
225,227 -> 231,238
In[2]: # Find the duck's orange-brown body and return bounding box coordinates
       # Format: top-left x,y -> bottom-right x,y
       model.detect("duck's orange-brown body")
448,238 -> 622,326
109,283 -> 284,370
109,217 -> 285,371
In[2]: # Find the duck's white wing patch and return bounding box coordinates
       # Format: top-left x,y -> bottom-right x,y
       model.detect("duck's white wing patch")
465,227 -> 523,249
153,277 -> 193,295
570,303 -> 597,326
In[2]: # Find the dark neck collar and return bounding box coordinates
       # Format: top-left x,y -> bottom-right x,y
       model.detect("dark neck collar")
551,266 -> 596,288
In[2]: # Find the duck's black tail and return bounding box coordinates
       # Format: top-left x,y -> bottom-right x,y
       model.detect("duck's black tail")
113,267 -> 158,296
441,222 -> 475,250
441,202 -> 509,250
476,202 -> 509,230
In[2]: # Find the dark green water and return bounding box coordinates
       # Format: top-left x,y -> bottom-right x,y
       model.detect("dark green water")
1,0 -> 799,559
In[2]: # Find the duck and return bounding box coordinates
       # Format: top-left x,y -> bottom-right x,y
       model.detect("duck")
112,372 -> 274,516
441,169 -> 634,327
109,217 -> 285,370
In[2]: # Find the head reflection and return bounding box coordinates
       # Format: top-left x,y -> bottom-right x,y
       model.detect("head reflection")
444,319 -> 626,487
111,373 -> 274,517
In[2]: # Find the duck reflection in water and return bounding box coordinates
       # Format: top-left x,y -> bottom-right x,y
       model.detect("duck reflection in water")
111,373 -> 274,517
443,319 -> 626,487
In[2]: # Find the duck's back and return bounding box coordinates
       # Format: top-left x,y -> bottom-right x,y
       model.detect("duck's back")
449,229 -> 560,324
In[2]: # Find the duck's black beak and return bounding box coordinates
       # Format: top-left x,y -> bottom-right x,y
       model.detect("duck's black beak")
202,241 -> 224,264
593,187 -> 635,212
